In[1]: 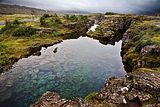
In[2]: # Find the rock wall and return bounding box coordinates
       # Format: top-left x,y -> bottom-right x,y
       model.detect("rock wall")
121,18 -> 160,72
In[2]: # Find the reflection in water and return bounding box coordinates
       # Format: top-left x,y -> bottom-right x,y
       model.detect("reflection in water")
0,37 -> 126,107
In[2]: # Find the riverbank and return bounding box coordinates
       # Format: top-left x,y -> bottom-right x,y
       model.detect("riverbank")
0,14 -> 93,73
31,14 -> 160,107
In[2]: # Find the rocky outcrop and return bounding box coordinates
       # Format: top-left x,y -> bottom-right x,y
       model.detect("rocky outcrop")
30,92 -> 91,107
86,70 -> 160,107
121,18 -> 160,72
87,15 -> 132,45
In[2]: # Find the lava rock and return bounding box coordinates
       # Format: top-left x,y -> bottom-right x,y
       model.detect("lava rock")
30,91 -> 91,107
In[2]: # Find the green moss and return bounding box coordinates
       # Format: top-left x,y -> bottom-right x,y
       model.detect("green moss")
85,92 -> 96,103
151,35 -> 160,45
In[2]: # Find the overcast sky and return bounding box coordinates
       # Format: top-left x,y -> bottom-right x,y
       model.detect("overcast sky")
0,0 -> 160,14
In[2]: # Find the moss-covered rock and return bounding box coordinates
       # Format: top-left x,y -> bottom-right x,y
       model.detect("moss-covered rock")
87,15 -> 132,45
122,19 -> 160,72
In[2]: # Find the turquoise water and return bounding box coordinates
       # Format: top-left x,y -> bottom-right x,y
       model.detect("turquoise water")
0,37 -> 126,107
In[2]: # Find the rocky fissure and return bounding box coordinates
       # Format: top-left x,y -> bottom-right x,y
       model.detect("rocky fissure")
28,15 -> 160,107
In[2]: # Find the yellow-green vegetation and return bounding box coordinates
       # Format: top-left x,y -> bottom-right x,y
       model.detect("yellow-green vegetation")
0,14 -> 90,72
85,92 -> 97,103
40,14 -> 89,34
123,19 -> 160,72
0,25 -> 5,29
151,34 -> 160,45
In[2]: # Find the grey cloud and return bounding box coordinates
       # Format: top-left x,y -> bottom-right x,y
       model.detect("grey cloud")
0,0 -> 160,14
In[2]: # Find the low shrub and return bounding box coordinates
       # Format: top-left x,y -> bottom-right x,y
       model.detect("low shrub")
40,14 -> 62,27
12,19 -> 22,25
69,15 -> 78,22
12,26 -> 36,37
0,19 -> 22,33
105,12 -> 118,15
63,14 -> 70,20
52,17 -> 62,25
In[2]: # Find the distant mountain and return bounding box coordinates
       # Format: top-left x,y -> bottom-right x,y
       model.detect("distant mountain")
0,3 -> 92,15
0,3 -> 55,15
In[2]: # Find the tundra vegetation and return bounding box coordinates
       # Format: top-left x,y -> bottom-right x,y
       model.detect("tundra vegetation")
0,14 -> 90,72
